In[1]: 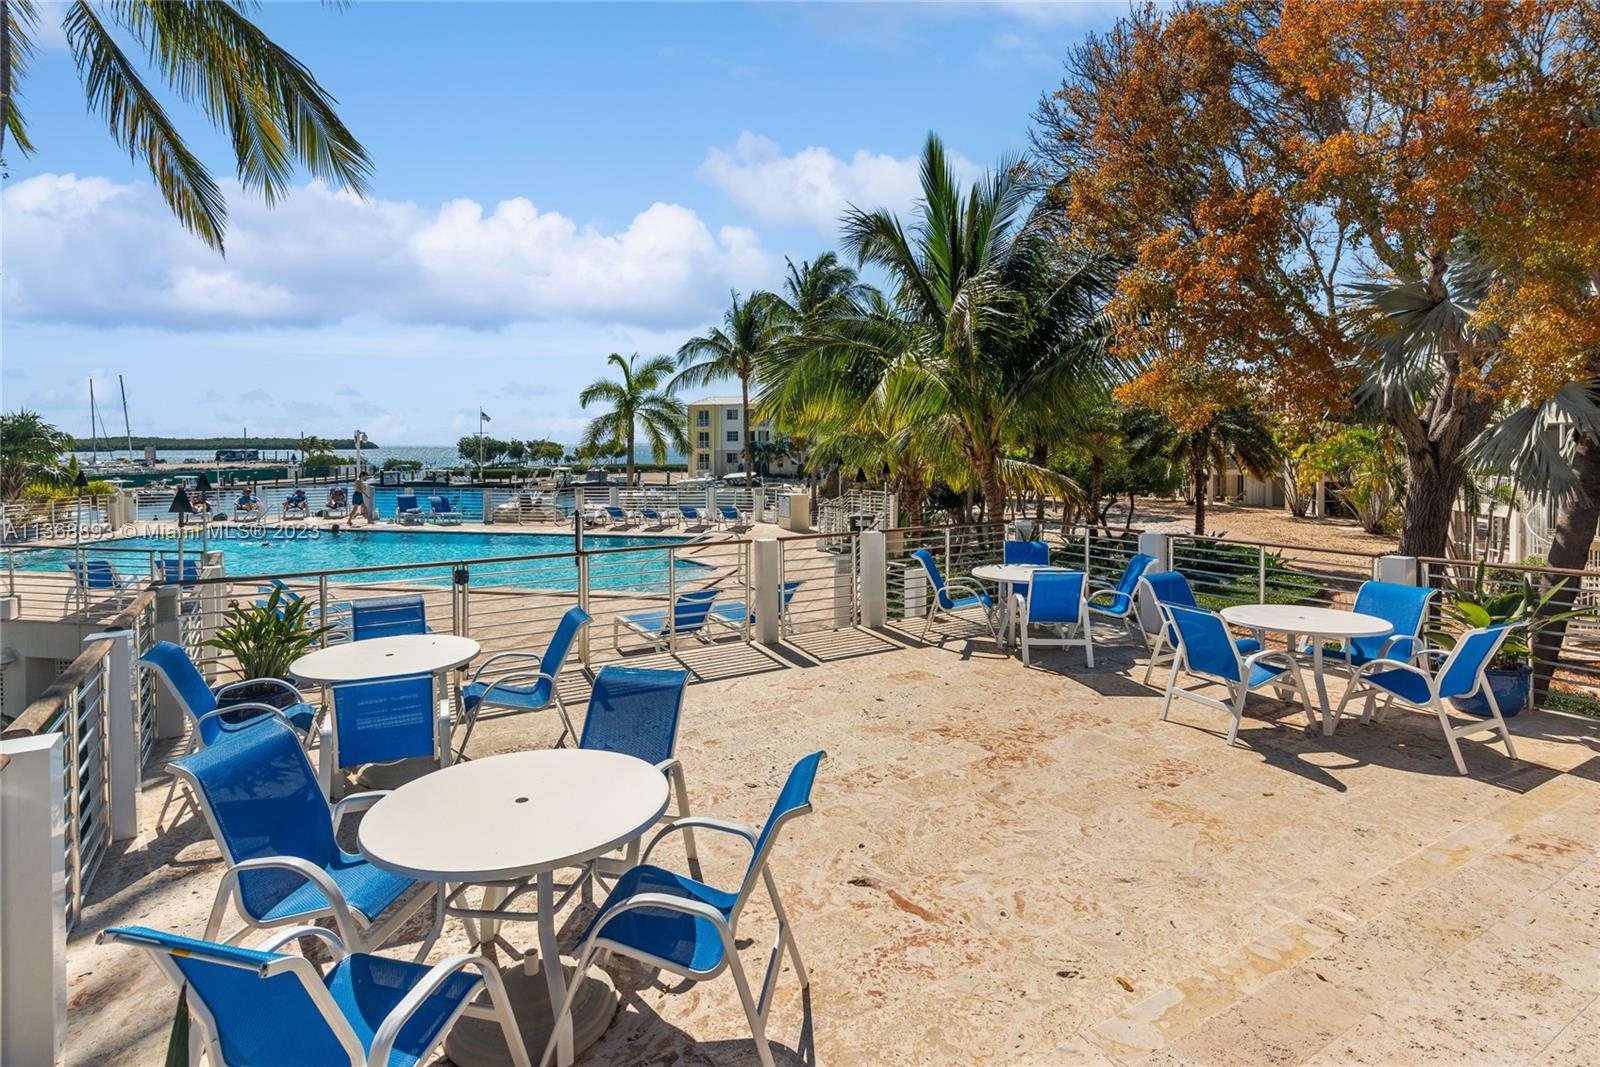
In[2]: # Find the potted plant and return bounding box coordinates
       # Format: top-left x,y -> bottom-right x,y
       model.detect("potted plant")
203,586 -> 334,709
1426,563 -> 1600,717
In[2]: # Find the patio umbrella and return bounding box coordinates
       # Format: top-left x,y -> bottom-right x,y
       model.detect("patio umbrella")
195,473 -> 213,551
168,485 -> 197,582
73,471 -> 88,546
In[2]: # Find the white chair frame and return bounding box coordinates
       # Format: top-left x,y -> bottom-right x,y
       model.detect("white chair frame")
1013,570 -> 1095,668
1159,613 -> 1314,745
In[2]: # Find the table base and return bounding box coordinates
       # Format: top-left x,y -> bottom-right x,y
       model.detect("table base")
444,959 -> 617,1067
352,755 -> 439,791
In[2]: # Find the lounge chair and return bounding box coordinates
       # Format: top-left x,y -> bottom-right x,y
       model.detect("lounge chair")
348,593 -> 428,640
1086,552 -> 1157,643
639,505 -> 672,528
910,548 -> 995,640
613,588 -> 719,652
1138,570 -> 1262,686
169,715 -> 445,954
578,666 -> 700,883
64,558 -> 144,609
324,488 -> 349,518
157,557 -> 201,584
98,923 -> 525,1067
540,751 -> 825,1067
428,495 -> 464,524
1305,580 -> 1436,670
1014,568 -> 1094,668
394,493 -> 425,525
1335,622 -> 1520,775
711,579 -> 801,637
460,606 -> 590,754
233,493 -> 265,522
603,504 -> 633,528
320,673 -> 451,799
1160,605 -> 1312,746
679,505 -> 706,528
717,503 -> 749,529
282,490 -> 310,520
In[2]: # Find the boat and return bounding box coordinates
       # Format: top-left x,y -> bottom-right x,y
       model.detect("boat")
532,466 -> 572,491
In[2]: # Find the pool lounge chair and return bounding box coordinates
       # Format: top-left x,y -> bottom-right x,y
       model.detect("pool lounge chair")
711,579 -> 801,637
717,503 -> 750,529
64,558 -> 144,609
540,750 -> 825,1067
428,495 -> 464,525
1160,604 -> 1312,746
679,505 -> 707,529
100,923 -> 527,1067
639,505 -> 672,528
613,588 -> 720,652
603,504 -> 634,528
282,490 -> 310,521
233,493 -> 266,522
325,488 -> 349,518
394,493 -> 425,525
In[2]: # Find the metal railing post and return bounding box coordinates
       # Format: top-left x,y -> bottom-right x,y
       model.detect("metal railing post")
318,575 -> 331,649
91,630 -> 139,842
575,510 -> 591,667
1258,546 -> 1267,603
667,545 -> 678,651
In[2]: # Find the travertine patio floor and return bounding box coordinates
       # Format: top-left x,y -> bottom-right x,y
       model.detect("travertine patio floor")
64,615 -> 1600,1065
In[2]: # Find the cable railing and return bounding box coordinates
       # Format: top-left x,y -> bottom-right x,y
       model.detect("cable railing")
1169,535 -> 1381,613
778,532 -> 858,634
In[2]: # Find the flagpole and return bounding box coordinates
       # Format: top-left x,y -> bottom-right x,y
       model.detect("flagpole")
477,410 -> 484,484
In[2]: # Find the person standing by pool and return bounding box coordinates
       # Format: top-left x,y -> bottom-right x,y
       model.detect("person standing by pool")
352,472 -> 375,525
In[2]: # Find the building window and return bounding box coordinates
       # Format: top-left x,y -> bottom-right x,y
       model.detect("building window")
697,432 -> 709,448
726,430 -> 738,443
696,454 -> 709,470
726,453 -> 738,465
696,411 -> 710,427
756,430 -> 769,443
725,409 -> 738,421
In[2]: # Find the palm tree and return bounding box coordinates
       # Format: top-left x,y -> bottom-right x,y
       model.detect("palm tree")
1,0 -> 368,252
1125,404 -> 1280,536
0,408 -> 71,498
579,353 -> 688,486
840,133 -> 1101,520
673,291 -> 782,481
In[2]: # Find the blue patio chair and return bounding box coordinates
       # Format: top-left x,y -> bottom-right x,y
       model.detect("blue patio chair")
349,593 -> 429,641
394,493 -> 425,525
1014,569 -> 1094,668
99,924 -> 527,1067
139,640 -> 317,748
1335,622 -> 1520,775
1087,553 -> 1157,643
170,716 -> 445,956
233,491 -> 265,522
539,751 -> 826,1067
283,489 -> 310,520
1161,605 -> 1312,746
640,505 -> 671,527
679,505 -> 706,527
157,556 -> 201,584
320,673 -> 451,799
717,503 -> 748,528
64,557 -> 144,608
1137,570 -> 1262,685
428,495 -> 464,525
579,666 -> 701,882
910,548 -> 995,640
613,588 -> 720,652
1307,580 -> 1436,669
711,580 -> 801,636
603,504 -> 633,527
460,606 -> 590,753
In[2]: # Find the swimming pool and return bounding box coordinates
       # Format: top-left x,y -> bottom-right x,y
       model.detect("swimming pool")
18,529 -> 701,590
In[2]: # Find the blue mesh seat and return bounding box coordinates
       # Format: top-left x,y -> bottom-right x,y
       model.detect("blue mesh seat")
679,505 -> 705,526
461,606 -> 590,752
1014,569 -> 1095,669
139,640 -> 317,748
99,924 -> 527,1067
1159,605 -> 1312,746
542,751 -> 826,1067
579,666 -> 701,880
1137,570 -> 1263,685
717,504 -> 748,527
65,557 -> 144,608
1087,553 -> 1157,641
602,504 -> 632,527
395,494 -> 425,524
1336,623 -> 1520,775
1308,580 -> 1436,668
321,673 -> 450,799
710,580 -> 801,636
348,594 -> 429,641
911,548 -> 996,640
614,588 -> 720,652
170,716 -> 442,956
427,495 -> 464,524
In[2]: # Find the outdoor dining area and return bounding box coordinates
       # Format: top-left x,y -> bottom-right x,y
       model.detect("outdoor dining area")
114,591 -> 824,1067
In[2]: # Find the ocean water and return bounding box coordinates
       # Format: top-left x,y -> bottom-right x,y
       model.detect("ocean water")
72,445 -> 689,467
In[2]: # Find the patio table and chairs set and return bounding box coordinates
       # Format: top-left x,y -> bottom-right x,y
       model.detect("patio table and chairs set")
912,539 -> 1522,776
109,588 -> 824,1067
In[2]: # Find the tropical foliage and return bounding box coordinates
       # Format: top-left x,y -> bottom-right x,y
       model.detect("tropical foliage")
0,408 -> 72,499
580,353 -> 689,484
204,587 -> 335,681
673,292 -> 782,481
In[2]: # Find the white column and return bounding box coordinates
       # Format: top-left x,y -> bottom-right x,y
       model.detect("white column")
903,566 -> 928,622
482,487 -> 495,523
1313,478 -> 1326,518
0,733 -> 67,1067
91,631 -> 140,842
153,586 -> 189,738
1136,531 -> 1172,634
860,530 -> 887,629
705,486 -> 718,517
751,539 -> 782,645
1377,554 -> 1419,586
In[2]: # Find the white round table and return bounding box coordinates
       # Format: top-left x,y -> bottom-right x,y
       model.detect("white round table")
972,563 -> 1058,648
359,750 -> 670,1067
289,633 -> 479,684
1220,604 -> 1392,735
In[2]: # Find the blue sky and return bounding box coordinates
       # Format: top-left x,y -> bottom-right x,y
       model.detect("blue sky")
2,1 -> 1120,445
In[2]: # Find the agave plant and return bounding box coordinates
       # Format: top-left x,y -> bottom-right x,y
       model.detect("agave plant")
203,586 -> 334,681
1426,562 -> 1600,671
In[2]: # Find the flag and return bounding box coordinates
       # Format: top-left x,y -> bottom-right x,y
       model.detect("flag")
480,409 -> 492,423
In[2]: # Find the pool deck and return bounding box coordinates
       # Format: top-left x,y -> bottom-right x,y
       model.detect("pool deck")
60,614 -> 1600,1065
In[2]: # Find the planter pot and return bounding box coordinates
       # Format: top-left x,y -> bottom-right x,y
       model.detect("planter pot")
1449,666 -> 1531,718
216,678 -> 300,712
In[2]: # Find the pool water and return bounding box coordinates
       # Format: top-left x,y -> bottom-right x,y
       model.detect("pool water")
22,529 -> 699,590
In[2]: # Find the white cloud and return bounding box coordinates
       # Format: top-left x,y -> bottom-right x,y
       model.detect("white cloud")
698,133 -> 980,236
1,173 -> 775,330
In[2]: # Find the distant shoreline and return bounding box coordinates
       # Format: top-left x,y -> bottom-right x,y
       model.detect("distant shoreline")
69,436 -> 374,450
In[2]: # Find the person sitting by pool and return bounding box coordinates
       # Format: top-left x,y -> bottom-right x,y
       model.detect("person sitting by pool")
282,488 -> 310,519
325,486 -> 349,517
233,490 -> 263,521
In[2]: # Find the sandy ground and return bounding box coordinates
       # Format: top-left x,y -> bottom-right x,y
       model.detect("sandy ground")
1096,498 -> 1402,556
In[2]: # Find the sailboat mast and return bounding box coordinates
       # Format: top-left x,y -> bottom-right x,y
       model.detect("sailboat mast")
89,379 -> 99,464
118,375 -> 133,460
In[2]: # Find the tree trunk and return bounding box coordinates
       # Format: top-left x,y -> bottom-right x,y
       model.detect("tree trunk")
976,455 -> 1005,528
625,425 -> 636,487
1395,443 -> 1471,558
1190,438 -> 1208,537
1089,452 -> 1105,533
1533,424 -> 1600,703
1032,442 -> 1048,523
740,375 -> 754,480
